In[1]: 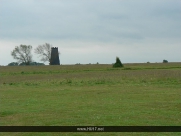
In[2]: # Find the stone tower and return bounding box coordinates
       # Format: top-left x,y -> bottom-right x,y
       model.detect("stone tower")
50,47 -> 60,65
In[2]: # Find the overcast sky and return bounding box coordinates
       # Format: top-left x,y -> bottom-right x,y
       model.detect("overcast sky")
0,0 -> 181,65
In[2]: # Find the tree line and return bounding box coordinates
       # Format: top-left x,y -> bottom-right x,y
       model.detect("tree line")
9,43 -> 168,67
10,43 -> 53,66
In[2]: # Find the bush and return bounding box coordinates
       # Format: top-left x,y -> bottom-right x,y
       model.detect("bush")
113,57 -> 123,68
19,62 -> 45,66
163,60 -> 168,63
8,62 -> 18,66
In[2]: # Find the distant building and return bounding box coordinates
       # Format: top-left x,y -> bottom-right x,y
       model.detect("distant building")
50,47 -> 60,65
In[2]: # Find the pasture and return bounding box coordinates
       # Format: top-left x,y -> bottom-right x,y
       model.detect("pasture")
0,63 -> 181,136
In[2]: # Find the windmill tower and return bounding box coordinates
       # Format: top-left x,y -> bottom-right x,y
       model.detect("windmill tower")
50,47 -> 60,65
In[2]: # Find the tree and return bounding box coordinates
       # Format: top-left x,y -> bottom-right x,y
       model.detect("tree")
163,59 -> 168,63
34,43 -> 52,64
11,45 -> 33,65
113,57 -> 124,68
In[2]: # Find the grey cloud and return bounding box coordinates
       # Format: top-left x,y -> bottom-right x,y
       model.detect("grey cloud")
0,0 -> 180,44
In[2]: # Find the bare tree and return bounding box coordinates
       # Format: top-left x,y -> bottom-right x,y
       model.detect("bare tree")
34,43 -> 52,64
11,45 -> 33,65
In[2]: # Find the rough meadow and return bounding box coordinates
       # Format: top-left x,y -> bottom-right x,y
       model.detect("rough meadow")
0,63 -> 181,136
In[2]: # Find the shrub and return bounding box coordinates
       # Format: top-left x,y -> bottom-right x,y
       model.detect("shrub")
8,62 -> 18,66
113,57 -> 124,68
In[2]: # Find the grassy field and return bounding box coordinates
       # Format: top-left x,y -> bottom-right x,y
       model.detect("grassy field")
0,63 -> 181,136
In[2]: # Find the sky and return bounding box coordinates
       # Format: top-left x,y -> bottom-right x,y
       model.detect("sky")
0,0 -> 181,65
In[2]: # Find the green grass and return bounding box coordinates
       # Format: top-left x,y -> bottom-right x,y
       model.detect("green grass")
0,63 -> 181,136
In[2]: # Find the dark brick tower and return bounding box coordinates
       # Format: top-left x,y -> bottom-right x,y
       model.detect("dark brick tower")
50,47 -> 60,65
